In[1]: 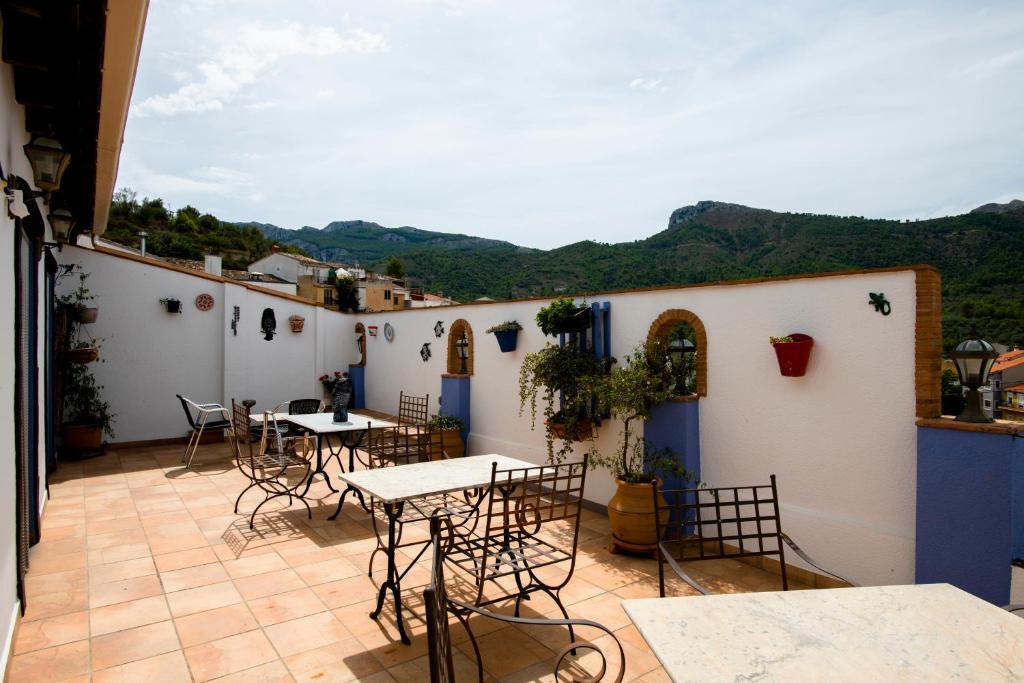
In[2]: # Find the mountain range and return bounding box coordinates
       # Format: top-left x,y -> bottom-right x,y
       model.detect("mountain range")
241,200 -> 1024,352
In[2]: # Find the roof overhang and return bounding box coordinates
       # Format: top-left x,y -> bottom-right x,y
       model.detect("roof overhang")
0,0 -> 148,238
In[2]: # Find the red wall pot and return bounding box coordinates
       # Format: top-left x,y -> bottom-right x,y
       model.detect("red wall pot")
772,333 -> 814,377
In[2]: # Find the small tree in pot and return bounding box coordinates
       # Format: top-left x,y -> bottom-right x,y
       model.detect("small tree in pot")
585,339 -> 698,554
426,414 -> 466,459
62,360 -> 115,450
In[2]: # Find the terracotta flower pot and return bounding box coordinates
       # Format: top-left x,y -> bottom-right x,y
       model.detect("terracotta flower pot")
607,478 -> 668,554
429,428 -> 465,460
289,315 -> 305,333
73,306 -> 99,324
64,346 -> 99,364
547,417 -> 593,441
772,333 -> 814,377
61,423 -> 103,450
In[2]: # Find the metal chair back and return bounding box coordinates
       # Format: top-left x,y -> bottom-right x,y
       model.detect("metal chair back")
656,474 -> 788,592
425,515 -> 456,682
288,398 -> 322,415
365,425 -> 432,469
177,394 -> 199,430
398,391 -> 429,426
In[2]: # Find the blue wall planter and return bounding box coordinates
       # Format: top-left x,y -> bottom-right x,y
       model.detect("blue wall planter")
493,330 -> 519,353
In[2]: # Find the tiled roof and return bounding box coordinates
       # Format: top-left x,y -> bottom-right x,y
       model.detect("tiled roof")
1003,383 -> 1024,393
992,352 -> 1024,373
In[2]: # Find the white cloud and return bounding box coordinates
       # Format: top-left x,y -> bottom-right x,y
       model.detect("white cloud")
629,77 -> 664,91
135,23 -> 388,116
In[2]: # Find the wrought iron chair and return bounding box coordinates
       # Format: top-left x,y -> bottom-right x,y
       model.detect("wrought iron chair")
358,426 -> 481,575
230,400 -> 315,529
177,394 -> 230,468
426,514 -> 624,683
654,474 -> 858,596
1004,604 -> 1024,617
441,457 -> 589,640
397,391 -> 429,426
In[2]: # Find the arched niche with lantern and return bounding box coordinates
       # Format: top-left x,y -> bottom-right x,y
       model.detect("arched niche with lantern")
447,319 -> 474,376
354,323 -> 367,366
646,309 -> 707,398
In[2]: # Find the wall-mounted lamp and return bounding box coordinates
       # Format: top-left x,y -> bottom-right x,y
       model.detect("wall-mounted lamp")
48,208 -> 75,243
455,333 -> 469,374
23,137 -> 71,193
949,329 -> 998,423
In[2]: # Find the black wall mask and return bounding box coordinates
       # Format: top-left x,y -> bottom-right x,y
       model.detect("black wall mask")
261,308 -> 276,340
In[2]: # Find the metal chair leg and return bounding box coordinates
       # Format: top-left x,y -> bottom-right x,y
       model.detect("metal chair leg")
185,422 -> 206,467
182,428 -> 199,463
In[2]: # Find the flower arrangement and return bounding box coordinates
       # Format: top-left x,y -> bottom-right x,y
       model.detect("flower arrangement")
318,370 -> 348,392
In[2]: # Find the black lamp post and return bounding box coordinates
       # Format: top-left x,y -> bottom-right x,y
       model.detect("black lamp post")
455,333 -> 469,374
949,330 -> 999,423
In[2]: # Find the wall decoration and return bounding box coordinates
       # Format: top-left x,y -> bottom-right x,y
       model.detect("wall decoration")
420,342 -> 432,362
231,306 -> 240,336
261,308 -> 277,340
383,322 -> 395,342
288,315 -> 305,333
434,321 -> 444,338
195,293 -> 215,311
868,292 -> 891,316
368,325 -> 378,337
159,298 -> 182,314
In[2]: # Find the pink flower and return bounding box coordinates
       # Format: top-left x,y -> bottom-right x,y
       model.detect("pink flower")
334,371 -> 342,378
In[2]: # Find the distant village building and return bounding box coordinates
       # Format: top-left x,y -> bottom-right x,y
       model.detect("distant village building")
985,349 -> 1024,420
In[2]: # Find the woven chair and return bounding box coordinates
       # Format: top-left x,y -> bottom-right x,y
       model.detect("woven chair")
270,398 -> 324,437
177,394 -> 230,468
230,400 -> 315,529
397,391 -> 429,426
655,474 -> 858,596
358,426 -> 482,575
426,514 -> 624,682
441,457 -> 589,638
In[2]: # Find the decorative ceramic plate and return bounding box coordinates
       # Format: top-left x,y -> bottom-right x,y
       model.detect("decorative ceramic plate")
195,293 -> 215,311
384,322 -> 395,342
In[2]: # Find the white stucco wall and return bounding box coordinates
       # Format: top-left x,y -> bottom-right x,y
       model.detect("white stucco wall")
353,270 -> 920,586
57,248 -> 923,587
59,248 -> 340,441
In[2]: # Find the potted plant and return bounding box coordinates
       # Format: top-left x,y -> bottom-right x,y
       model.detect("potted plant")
289,315 -> 305,333
486,321 -> 522,352
426,414 -> 466,460
61,353 -> 115,450
586,340 -> 698,554
536,297 -> 592,336
770,334 -> 814,377
57,266 -> 100,362
519,342 -> 604,463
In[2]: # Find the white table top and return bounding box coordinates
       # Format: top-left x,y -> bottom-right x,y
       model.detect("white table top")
623,583 -> 1024,682
339,453 -> 537,504
254,411 -> 395,434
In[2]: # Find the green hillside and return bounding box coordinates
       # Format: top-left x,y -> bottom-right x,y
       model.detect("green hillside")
104,189 -> 308,270
104,190 -> 1024,352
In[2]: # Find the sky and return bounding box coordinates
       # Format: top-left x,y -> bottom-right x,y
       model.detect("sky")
117,0 -> 1024,249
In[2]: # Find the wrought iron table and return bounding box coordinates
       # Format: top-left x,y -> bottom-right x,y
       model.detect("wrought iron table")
335,454 -> 536,644
259,412 -> 396,498
623,583 -> 1024,681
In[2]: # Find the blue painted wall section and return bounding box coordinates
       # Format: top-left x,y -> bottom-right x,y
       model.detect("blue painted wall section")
347,365 -> 365,409
643,400 -> 701,489
916,426 -> 1024,604
440,375 -> 471,447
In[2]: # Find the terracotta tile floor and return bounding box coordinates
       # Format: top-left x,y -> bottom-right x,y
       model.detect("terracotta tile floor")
12,441 -> 809,682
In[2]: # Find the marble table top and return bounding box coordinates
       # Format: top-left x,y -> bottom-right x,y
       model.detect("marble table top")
254,411 -> 395,434
339,453 -> 537,503
623,583 -> 1024,682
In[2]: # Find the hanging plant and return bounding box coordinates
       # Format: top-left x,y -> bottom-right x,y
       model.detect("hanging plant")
160,298 -> 182,314
519,342 -> 604,463
487,321 -> 522,352
770,334 -> 814,376
536,298 -> 591,336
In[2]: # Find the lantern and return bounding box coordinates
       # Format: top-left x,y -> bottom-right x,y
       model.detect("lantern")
949,330 -> 998,423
